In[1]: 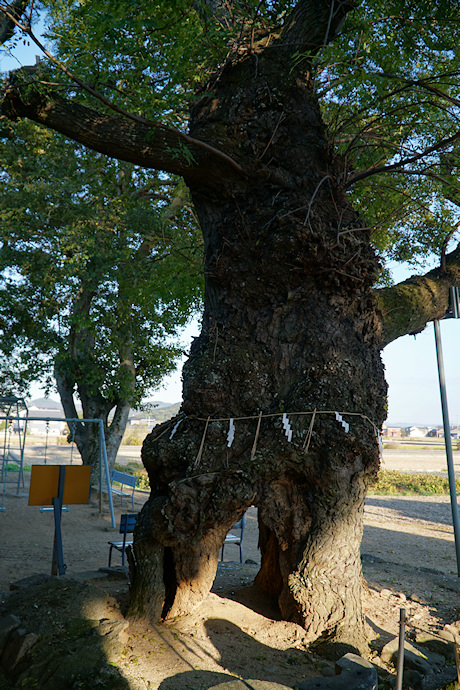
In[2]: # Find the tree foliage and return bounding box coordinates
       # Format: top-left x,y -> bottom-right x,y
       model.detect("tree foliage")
314,0 -> 460,272
2,0 -> 459,280
0,115 -> 203,407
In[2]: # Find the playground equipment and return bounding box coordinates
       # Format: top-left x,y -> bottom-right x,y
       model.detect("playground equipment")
0,403 -> 115,527
24,415 -> 116,528
0,396 -> 28,510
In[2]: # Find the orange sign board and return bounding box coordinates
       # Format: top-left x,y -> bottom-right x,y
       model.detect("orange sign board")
28,465 -> 91,506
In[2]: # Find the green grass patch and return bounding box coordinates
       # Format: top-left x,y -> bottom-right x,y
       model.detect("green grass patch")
121,425 -> 149,446
113,461 -> 150,491
369,470 -> 460,495
111,464 -> 459,497
5,463 -> 31,472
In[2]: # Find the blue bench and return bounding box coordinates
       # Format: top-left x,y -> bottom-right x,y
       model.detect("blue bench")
108,513 -> 138,566
109,470 -> 137,510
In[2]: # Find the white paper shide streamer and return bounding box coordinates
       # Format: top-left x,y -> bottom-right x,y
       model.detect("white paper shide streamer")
169,418 -> 183,440
227,418 -> 235,447
282,413 -> 293,442
335,411 -> 349,433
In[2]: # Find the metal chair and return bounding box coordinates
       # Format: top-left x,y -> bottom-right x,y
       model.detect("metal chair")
108,513 -> 138,566
220,513 -> 246,563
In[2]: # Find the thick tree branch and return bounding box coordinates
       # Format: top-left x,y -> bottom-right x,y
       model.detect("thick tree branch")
375,243 -> 460,347
0,71 -> 244,189
281,0 -> 356,54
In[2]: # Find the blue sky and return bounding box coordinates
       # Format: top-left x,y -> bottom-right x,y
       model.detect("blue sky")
382,319 -> 459,426
2,25 -> 459,427
380,262 -> 460,426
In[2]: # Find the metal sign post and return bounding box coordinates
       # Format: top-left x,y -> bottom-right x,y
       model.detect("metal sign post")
29,465 -> 91,576
434,286 -> 460,577
51,466 -> 67,575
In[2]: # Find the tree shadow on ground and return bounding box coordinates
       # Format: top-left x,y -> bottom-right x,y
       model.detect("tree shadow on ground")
362,523 -> 457,575
158,619 -> 321,689
0,575 -> 132,689
213,569 -> 282,621
365,496 -> 453,527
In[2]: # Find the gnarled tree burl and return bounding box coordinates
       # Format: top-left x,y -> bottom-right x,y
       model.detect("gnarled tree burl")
2,0 -> 460,652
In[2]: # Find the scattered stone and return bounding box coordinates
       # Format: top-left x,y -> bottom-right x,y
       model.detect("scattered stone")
298,653 -> 378,689
97,566 -> 129,579
443,624 -> 460,644
66,569 -> 113,583
1,627 -> 39,673
9,574 -> 51,591
380,589 -> 392,597
209,681 -> 292,689
318,661 -> 335,678
0,615 -> 20,655
380,636 -> 445,675
415,632 -> 457,663
403,668 -> 423,689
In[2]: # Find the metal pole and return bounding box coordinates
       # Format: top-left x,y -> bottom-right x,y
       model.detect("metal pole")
51,466 -> 66,576
395,608 -> 405,690
99,421 -> 115,528
99,424 -> 103,515
434,319 -> 460,576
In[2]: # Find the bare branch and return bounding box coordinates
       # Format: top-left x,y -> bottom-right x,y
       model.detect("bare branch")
0,0 -> 28,45
376,70 -> 460,111
345,130 -> 460,187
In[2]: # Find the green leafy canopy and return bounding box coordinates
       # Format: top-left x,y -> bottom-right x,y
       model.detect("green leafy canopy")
0,117 -> 203,404
314,0 -> 460,273
18,0 -> 458,280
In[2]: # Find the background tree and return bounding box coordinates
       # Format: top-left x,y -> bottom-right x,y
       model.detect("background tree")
1,0 -> 460,651
0,116 -> 203,472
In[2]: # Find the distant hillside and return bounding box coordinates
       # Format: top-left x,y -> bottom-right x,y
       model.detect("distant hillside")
144,400 -> 180,411
152,403 -> 180,422
131,401 -> 180,423
27,398 -> 62,410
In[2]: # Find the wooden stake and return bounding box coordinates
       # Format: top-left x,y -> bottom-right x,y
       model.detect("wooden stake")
303,409 -> 316,455
194,416 -> 210,468
250,411 -> 263,461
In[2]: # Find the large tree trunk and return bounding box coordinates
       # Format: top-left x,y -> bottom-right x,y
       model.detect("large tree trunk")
55,363 -> 130,480
2,0 -> 458,653
129,52 -> 387,651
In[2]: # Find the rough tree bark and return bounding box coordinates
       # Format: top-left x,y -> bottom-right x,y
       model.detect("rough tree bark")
55,361 -> 130,480
129,50 -> 387,652
2,0 -> 460,652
